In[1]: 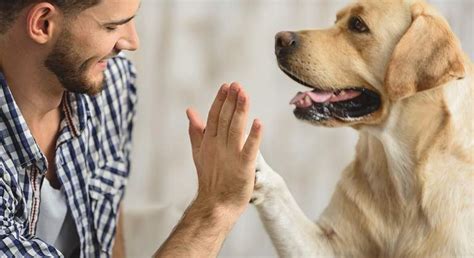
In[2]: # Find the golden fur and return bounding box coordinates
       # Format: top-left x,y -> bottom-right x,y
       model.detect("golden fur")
253,0 -> 474,256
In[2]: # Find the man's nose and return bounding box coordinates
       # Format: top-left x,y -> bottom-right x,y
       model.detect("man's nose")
275,31 -> 298,58
116,20 -> 140,51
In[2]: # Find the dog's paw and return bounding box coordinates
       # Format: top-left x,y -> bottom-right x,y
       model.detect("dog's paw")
250,152 -> 284,206
250,164 -> 266,205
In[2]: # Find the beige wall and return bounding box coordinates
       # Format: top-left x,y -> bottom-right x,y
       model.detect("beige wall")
123,0 -> 474,256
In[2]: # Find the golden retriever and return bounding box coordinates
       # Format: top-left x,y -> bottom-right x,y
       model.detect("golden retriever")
251,0 -> 474,256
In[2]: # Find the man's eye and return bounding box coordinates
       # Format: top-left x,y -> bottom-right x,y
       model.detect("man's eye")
105,26 -> 118,32
348,16 -> 369,33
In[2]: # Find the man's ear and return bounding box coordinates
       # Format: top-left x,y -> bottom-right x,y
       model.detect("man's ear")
384,3 -> 466,101
26,3 -> 61,44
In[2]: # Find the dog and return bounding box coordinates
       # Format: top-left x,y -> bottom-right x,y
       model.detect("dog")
252,0 -> 474,257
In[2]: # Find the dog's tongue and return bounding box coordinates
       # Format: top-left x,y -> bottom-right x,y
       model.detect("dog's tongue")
290,90 -> 361,108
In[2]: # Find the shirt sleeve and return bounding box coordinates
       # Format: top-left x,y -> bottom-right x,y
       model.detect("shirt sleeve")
0,166 -> 63,257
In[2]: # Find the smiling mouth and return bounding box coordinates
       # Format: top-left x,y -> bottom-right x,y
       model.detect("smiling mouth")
281,67 -> 381,123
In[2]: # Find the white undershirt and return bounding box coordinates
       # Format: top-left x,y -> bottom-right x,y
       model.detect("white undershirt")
36,179 -> 80,257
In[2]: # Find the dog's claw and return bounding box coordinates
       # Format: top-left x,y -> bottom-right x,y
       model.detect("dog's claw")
252,151 -> 285,205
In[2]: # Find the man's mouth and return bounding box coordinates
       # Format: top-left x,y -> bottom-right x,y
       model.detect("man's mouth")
96,60 -> 108,70
282,68 -> 381,122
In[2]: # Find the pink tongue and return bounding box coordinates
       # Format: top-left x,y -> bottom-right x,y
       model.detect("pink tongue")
290,90 -> 361,108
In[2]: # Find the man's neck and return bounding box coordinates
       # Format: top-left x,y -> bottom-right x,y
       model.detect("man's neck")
1,55 -> 63,167
0,35 -> 65,162
1,43 -> 64,127
0,11 -> 66,126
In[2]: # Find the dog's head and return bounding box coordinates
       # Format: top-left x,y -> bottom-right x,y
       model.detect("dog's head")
277,0 -> 466,127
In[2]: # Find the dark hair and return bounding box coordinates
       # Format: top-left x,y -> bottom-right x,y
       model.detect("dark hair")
0,0 -> 101,33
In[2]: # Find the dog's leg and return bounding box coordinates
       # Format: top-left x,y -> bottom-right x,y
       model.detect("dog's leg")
252,153 -> 334,257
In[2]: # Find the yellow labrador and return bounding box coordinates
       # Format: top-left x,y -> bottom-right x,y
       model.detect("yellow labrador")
252,0 -> 473,256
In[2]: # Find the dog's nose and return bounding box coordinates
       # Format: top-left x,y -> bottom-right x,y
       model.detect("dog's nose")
275,31 -> 298,57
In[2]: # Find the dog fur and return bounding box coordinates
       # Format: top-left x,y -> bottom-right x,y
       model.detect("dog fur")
252,0 -> 474,257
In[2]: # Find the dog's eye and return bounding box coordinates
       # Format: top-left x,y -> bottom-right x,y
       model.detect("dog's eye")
348,16 -> 369,33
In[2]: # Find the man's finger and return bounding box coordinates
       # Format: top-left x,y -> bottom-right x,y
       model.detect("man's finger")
241,119 -> 263,163
205,84 -> 229,138
227,89 -> 249,150
217,82 -> 241,145
186,108 -> 205,153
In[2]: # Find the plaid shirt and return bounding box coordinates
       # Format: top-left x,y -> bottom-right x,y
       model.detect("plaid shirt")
0,56 -> 137,257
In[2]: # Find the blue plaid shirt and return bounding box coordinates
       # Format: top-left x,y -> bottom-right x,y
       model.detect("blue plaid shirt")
0,56 -> 137,257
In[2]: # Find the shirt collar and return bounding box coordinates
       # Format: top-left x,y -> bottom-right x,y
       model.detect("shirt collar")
63,92 -> 90,136
0,72 -> 91,171
0,72 -> 46,170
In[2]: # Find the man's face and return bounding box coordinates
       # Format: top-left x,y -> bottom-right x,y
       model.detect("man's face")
45,0 -> 140,96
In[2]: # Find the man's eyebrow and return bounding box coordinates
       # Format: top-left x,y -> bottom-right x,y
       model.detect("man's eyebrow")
102,15 -> 136,26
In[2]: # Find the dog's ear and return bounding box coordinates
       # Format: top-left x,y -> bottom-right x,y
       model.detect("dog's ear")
384,3 -> 466,101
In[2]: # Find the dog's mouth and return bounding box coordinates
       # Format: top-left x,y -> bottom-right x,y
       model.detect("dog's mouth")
282,69 -> 381,123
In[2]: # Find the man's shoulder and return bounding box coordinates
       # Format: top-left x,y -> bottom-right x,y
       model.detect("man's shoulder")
0,145 -> 19,186
88,54 -> 138,111
104,54 -> 137,92
84,54 -> 138,130
106,54 -> 137,82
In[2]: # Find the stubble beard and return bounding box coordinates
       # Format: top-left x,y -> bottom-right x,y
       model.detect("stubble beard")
44,28 -> 105,96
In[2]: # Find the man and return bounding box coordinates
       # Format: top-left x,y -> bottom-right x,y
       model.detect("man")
0,0 -> 263,257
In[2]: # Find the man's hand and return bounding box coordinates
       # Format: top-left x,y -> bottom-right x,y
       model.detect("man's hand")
187,82 -> 263,214
154,82 -> 263,258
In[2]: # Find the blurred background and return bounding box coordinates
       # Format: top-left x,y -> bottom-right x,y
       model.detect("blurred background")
122,0 -> 474,256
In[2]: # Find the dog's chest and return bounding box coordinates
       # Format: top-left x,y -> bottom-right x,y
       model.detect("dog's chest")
378,193 -> 474,256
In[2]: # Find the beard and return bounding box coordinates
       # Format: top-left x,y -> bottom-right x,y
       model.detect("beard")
44,28 -> 106,96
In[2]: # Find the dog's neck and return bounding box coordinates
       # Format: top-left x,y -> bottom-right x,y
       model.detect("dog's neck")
358,68 -> 473,207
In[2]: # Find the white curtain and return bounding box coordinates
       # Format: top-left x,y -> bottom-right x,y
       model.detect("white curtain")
123,0 -> 474,256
